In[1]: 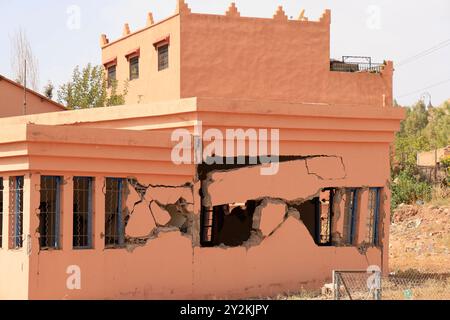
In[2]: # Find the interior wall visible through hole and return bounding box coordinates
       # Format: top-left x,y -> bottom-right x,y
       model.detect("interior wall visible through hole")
198,157 -> 385,251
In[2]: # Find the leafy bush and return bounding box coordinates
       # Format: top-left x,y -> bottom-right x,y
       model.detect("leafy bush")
441,155 -> 450,170
391,169 -> 432,209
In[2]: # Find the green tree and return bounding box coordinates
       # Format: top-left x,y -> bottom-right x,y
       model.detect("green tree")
43,80 -> 54,99
391,99 -> 450,209
401,101 -> 429,137
394,101 -> 431,168
424,102 -> 450,149
106,79 -> 129,107
57,64 -> 127,109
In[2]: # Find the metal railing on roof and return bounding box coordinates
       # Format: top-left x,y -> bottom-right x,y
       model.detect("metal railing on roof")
330,56 -> 384,73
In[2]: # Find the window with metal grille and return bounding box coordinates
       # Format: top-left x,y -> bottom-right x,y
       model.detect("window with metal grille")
158,45 -> 169,71
39,176 -> 62,249
316,189 -> 334,245
343,188 -> 359,245
105,178 -> 126,248
200,201 -> 258,247
73,177 -> 93,249
9,176 -> 24,249
107,65 -> 117,88
129,56 -> 139,80
367,188 -> 382,246
200,206 -> 215,246
0,177 -> 3,248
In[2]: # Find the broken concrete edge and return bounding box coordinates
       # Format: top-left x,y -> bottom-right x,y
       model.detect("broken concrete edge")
196,155 -> 344,181
305,155 -> 347,180
31,161 -> 385,255
122,174 -> 326,252
123,177 -> 196,252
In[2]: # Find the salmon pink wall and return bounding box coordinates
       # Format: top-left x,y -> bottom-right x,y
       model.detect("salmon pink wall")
101,15 -> 181,105
0,94 -> 404,299
102,5 -> 392,108
0,77 -> 65,117
180,11 -> 330,104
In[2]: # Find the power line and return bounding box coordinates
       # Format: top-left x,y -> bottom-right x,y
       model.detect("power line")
398,77 -> 450,98
396,37 -> 450,67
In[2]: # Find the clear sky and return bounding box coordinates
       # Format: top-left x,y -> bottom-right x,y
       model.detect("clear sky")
1,0 -> 449,106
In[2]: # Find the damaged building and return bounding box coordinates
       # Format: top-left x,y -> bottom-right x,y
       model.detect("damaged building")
0,1 -> 405,300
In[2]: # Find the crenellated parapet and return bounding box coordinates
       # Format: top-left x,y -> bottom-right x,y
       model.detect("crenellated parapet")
100,0 -> 331,48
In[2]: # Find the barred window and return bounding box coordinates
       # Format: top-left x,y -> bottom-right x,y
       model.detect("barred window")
367,188 -> 382,246
73,177 -> 94,249
200,206 -> 214,245
9,176 -> 24,249
343,188 -> 359,245
129,56 -> 139,80
39,176 -> 62,249
0,177 -> 3,248
105,178 -> 126,248
158,45 -> 169,71
317,189 -> 335,245
107,65 -> 117,88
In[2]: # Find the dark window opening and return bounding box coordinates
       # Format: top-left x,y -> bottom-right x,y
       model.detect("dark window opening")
129,56 -> 139,80
0,177 -> 3,248
39,176 -> 62,249
343,188 -> 359,245
105,178 -> 126,248
201,200 -> 259,247
73,177 -> 94,249
158,45 -> 169,71
368,188 -> 382,246
107,65 -> 117,87
9,176 -> 24,249
294,199 -> 318,243
292,189 -> 334,246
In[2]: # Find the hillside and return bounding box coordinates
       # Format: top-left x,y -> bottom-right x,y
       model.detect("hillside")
390,204 -> 450,273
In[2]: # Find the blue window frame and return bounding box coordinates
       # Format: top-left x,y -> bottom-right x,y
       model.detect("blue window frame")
105,178 -> 126,248
368,188 -> 382,246
73,177 -> 94,249
39,176 -> 62,249
9,176 -> 24,249
344,188 -> 359,245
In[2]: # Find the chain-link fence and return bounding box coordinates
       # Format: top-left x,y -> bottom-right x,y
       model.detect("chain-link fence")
333,270 -> 450,300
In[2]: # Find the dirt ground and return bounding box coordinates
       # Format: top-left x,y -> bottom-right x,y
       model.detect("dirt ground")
273,204 -> 450,300
390,204 -> 450,273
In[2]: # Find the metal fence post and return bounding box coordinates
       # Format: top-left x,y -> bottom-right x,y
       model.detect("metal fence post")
333,271 -> 341,300
373,271 -> 382,300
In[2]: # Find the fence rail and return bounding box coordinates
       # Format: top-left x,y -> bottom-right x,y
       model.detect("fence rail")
333,270 -> 450,300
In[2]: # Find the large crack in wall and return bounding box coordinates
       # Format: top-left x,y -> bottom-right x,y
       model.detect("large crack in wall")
118,178 -> 195,252
199,155 -> 351,249
115,154 -> 382,255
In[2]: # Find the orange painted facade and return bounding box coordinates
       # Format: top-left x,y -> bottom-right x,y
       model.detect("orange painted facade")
101,3 -> 392,107
0,1 -> 404,300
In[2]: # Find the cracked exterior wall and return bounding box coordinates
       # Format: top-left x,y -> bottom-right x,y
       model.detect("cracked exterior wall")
22,151 -> 390,299
202,156 -> 345,207
123,178 -> 194,250
0,98 -> 402,299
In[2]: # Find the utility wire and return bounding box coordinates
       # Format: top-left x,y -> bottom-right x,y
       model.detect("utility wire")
396,37 -> 450,67
398,78 -> 450,98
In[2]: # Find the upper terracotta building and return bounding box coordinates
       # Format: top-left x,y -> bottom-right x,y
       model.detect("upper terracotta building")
101,2 -> 393,107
